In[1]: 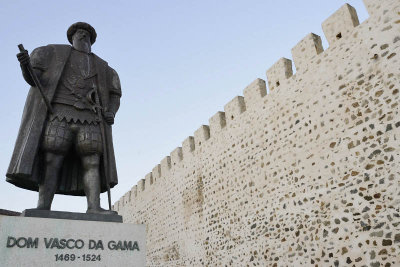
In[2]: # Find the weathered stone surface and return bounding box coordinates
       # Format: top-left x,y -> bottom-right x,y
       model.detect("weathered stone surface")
322,4 -> 360,45
266,57 -> 293,91
291,33 -> 323,72
0,216 -> 145,266
115,0 -> 400,265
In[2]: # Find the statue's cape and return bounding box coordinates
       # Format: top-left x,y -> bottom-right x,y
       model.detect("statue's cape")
6,44 -> 118,196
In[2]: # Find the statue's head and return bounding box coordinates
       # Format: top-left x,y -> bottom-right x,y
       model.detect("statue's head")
67,22 -> 97,52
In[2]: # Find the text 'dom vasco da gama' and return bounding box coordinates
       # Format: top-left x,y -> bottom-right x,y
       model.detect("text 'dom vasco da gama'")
6,236 -> 140,251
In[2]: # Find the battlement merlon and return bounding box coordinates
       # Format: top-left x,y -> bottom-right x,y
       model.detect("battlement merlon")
194,125 -> 210,147
209,112 -> 226,136
266,58 -> 293,92
138,178 -> 145,193
322,4 -> 360,46
224,96 -> 246,124
243,78 -> 267,107
152,164 -> 161,183
145,172 -> 153,189
182,136 -> 195,157
291,33 -> 323,73
123,191 -> 130,205
171,147 -> 183,166
130,185 -> 138,200
160,156 -> 171,176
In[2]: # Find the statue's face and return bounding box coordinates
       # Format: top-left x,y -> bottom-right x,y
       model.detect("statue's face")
72,29 -> 91,49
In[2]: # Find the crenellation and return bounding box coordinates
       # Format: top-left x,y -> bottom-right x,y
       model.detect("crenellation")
124,191 -> 130,205
137,178 -> 145,193
194,125 -> 210,146
224,96 -> 246,123
266,57 -> 293,91
362,0 -> 389,17
145,172 -> 153,189
130,185 -> 137,199
170,147 -> 183,166
116,0 -> 400,265
152,164 -> 161,182
209,111 -> 226,136
291,33 -> 323,72
322,4 -> 360,46
160,156 -> 171,176
182,136 -> 195,156
243,78 -> 267,107
362,0 -> 377,16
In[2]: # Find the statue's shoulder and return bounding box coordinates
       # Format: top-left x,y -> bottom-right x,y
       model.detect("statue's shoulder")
92,52 -> 108,67
46,44 -> 72,54
31,44 -> 71,59
30,45 -> 71,69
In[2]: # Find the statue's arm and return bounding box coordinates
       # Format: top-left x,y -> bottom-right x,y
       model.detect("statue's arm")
18,46 -> 50,87
107,68 -> 121,117
103,67 -> 121,125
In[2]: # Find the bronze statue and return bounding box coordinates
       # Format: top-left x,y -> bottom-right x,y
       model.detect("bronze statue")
7,22 -> 121,215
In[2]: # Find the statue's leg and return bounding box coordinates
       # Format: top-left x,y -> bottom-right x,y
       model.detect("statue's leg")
81,154 -> 101,211
39,119 -> 72,210
77,123 -> 114,214
37,152 -> 65,209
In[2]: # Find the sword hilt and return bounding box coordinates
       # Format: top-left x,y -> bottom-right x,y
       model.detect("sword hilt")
18,44 -> 26,52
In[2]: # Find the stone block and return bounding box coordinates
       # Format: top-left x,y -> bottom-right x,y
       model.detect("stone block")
0,216 -> 146,266
152,164 -> 161,182
138,178 -> 145,192
182,136 -> 195,156
160,156 -> 171,176
194,125 -> 210,146
224,96 -> 246,122
209,111 -> 226,136
363,0 -> 378,16
123,192 -> 130,205
266,57 -> 293,91
243,78 -> 267,106
131,185 -> 137,199
145,172 -> 153,189
171,147 -> 183,166
322,4 -> 360,46
291,33 -> 323,72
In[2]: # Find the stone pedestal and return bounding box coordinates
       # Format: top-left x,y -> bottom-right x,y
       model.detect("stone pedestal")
21,209 -> 123,223
0,216 -> 146,266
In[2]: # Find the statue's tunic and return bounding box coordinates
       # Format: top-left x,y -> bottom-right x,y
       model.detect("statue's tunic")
6,45 -> 121,196
51,48 -> 98,124
43,48 -> 102,156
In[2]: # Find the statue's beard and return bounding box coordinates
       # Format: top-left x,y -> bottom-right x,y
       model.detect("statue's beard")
73,39 -> 91,53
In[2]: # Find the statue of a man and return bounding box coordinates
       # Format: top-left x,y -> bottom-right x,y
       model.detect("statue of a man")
6,22 -> 121,215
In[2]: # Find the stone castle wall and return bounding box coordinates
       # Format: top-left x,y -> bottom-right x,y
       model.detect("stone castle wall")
114,0 -> 400,265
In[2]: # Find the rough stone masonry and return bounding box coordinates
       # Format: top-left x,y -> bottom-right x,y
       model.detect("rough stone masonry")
115,0 -> 400,265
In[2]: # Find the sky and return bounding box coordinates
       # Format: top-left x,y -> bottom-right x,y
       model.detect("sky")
0,0 -> 368,213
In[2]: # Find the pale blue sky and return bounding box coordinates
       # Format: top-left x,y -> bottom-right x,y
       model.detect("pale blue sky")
0,1 -> 368,212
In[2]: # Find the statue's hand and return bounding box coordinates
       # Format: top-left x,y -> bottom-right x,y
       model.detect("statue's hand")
103,111 -> 115,125
17,50 -> 30,65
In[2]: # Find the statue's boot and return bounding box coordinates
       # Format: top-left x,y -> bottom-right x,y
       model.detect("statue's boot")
83,155 -> 117,215
36,152 -> 64,210
86,207 -> 117,215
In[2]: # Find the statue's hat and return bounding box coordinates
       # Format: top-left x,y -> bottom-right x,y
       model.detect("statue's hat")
67,22 -> 97,45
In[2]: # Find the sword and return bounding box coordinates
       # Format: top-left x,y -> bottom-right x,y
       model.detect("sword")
91,85 -> 113,211
18,44 -> 53,113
